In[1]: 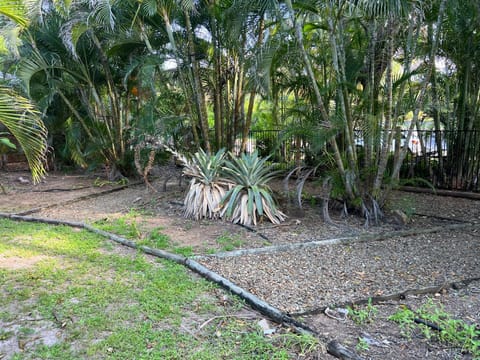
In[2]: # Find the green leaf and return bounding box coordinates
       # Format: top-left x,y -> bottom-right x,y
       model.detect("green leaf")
0,137 -> 16,150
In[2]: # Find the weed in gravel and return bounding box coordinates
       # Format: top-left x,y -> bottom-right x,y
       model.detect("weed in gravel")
347,298 -> 378,324
388,305 -> 416,338
216,232 -> 244,252
0,329 -> 13,340
356,337 -> 369,352
389,299 -> 480,358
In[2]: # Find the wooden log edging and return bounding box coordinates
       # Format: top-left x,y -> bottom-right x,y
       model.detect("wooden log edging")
195,222 -> 479,260
291,278 -> 480,317
0,212 -> 365,359
400,186 -> 480,200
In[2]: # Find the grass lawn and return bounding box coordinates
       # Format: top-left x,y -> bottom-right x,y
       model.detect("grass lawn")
0,219 -> 319,359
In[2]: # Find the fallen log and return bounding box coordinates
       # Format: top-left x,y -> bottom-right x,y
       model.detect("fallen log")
185,258 -> 314,336
292,278 -> 480,317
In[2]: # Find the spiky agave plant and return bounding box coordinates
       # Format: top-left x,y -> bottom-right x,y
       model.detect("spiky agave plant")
220,151 -> 286,225
179,148 -> 229,220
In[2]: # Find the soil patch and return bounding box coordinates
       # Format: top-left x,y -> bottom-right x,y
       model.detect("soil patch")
0,255 -> 50,270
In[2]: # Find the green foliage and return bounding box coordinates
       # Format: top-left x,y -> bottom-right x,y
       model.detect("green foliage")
356,337 -> 369,352
393,196 -> 416,218
144,227 -> 170,248
347,298 -> 378,325
0,329 -> 13,340
389,299 -> 480,358
220,151 -> 286,225
0,133 -> 16,150
276,333 -> 319,357
0,86 -> 47,183
93,214 -> 141,240
93,177 -> 129,187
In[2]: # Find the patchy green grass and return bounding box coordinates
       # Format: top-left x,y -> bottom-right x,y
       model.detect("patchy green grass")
0,219 -> 320,359
215,232 -> 245,252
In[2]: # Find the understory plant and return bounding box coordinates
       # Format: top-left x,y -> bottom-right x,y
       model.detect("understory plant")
177,148 -> 285,225
220,151 -> 286,225
179,148 -> 228,220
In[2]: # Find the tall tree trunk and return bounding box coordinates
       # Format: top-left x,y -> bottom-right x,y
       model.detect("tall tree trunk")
284,0 -> 353,199
185,10 -> 211,152
160,8 -> 200,150
241,15 -> 265,152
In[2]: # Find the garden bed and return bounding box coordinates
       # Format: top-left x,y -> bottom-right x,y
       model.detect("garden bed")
1,170 -> 479,359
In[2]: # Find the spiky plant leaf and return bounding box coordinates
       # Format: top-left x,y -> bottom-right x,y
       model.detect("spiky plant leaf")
180,148 -> 229,220
221,151 -> 285,225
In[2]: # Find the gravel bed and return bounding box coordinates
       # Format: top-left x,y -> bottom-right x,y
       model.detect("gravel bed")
199,228 -> 480,314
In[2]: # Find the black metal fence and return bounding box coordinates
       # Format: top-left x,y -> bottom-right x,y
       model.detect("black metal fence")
245,129 -> 480,192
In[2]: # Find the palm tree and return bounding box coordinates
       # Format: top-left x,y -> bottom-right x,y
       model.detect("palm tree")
0,0 -> 47,183
17,0 -> 151,179
277,0 -> 442,222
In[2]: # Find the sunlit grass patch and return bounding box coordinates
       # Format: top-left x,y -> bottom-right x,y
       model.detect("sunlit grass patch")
0,218 -> 321,359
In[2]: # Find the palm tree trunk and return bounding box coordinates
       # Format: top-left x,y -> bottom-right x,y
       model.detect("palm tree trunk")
241,15 -> 265,153
209,3 -> 223,149
284,0 -> 353,199
185,10 -> 211,152
373,21 -> 395,195
391,0 -> 447,180
160,8 -> 201,150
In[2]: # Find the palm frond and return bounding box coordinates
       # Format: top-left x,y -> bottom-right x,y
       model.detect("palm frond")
88,0 -> 116,30
0,86 -> 47,183
0,0 -> 28,27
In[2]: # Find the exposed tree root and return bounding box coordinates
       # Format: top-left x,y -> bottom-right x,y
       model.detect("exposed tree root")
236,223 -> 270,241
30,186 -> 93,192
0,212 -> 364,360
413,212 -> 471,223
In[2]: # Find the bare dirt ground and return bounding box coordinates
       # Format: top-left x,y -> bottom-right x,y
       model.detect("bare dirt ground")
1,170 -> 479,359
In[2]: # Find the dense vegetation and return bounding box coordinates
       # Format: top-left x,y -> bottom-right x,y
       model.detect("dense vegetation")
1,0 -> 479,218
